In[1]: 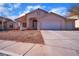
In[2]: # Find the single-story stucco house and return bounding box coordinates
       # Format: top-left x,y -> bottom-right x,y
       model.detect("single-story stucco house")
0,16 -> 16,31
15,8 -> 76,30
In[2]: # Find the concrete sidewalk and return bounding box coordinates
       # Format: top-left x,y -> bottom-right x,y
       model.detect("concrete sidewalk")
0,40 -> 35,56
0,40 -> 78,56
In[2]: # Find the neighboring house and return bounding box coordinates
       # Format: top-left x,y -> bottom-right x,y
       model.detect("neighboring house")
0,16 -> 15,31
15,8 -> 76,30
15,15 -> 27,30
68,15 -> 79,28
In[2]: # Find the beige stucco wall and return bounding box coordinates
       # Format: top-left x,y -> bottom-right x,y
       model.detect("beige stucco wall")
26,10 -> 48,29
65,20 -> 75,30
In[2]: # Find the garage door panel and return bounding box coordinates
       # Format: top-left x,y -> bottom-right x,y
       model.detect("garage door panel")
41,22 -> 61,30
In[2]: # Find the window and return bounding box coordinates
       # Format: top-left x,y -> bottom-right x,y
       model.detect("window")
9,24 -> 13,28
22,23 -> 26,27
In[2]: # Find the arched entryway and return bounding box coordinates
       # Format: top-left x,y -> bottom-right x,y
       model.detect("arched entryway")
29,18 -> 38,30
32,19 -> 37,29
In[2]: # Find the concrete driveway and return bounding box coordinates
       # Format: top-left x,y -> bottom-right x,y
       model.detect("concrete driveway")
0,30 -> 79,56
40,30 -> 79,56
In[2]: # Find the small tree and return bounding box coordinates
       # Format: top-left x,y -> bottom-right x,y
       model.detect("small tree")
68,4 -> 79,19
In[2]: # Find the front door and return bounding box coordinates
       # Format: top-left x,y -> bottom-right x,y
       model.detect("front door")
32,20 -> 37,30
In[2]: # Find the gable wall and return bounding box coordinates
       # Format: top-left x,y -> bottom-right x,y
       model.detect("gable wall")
27,10 -> 48,19
26,10 -> 48,29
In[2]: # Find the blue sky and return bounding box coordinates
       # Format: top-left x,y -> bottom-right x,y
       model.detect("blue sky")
0,3 -> 78,20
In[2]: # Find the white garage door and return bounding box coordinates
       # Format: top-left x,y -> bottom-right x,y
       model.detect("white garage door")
41,22 -> 61,30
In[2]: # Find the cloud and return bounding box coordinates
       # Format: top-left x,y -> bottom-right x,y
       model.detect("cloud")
7,15 -> 18,20
0,7 -> 5,12
13,3 -> 21,8
0,3 -> 22,19
50,7 -> 68,16
7,3 -> 21,11
0,6 -> 10,17
0,3 -> 5,6
0,4 -> 7,13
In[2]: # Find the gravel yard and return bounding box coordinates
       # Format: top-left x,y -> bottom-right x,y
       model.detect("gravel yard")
0,30 -> 44,44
